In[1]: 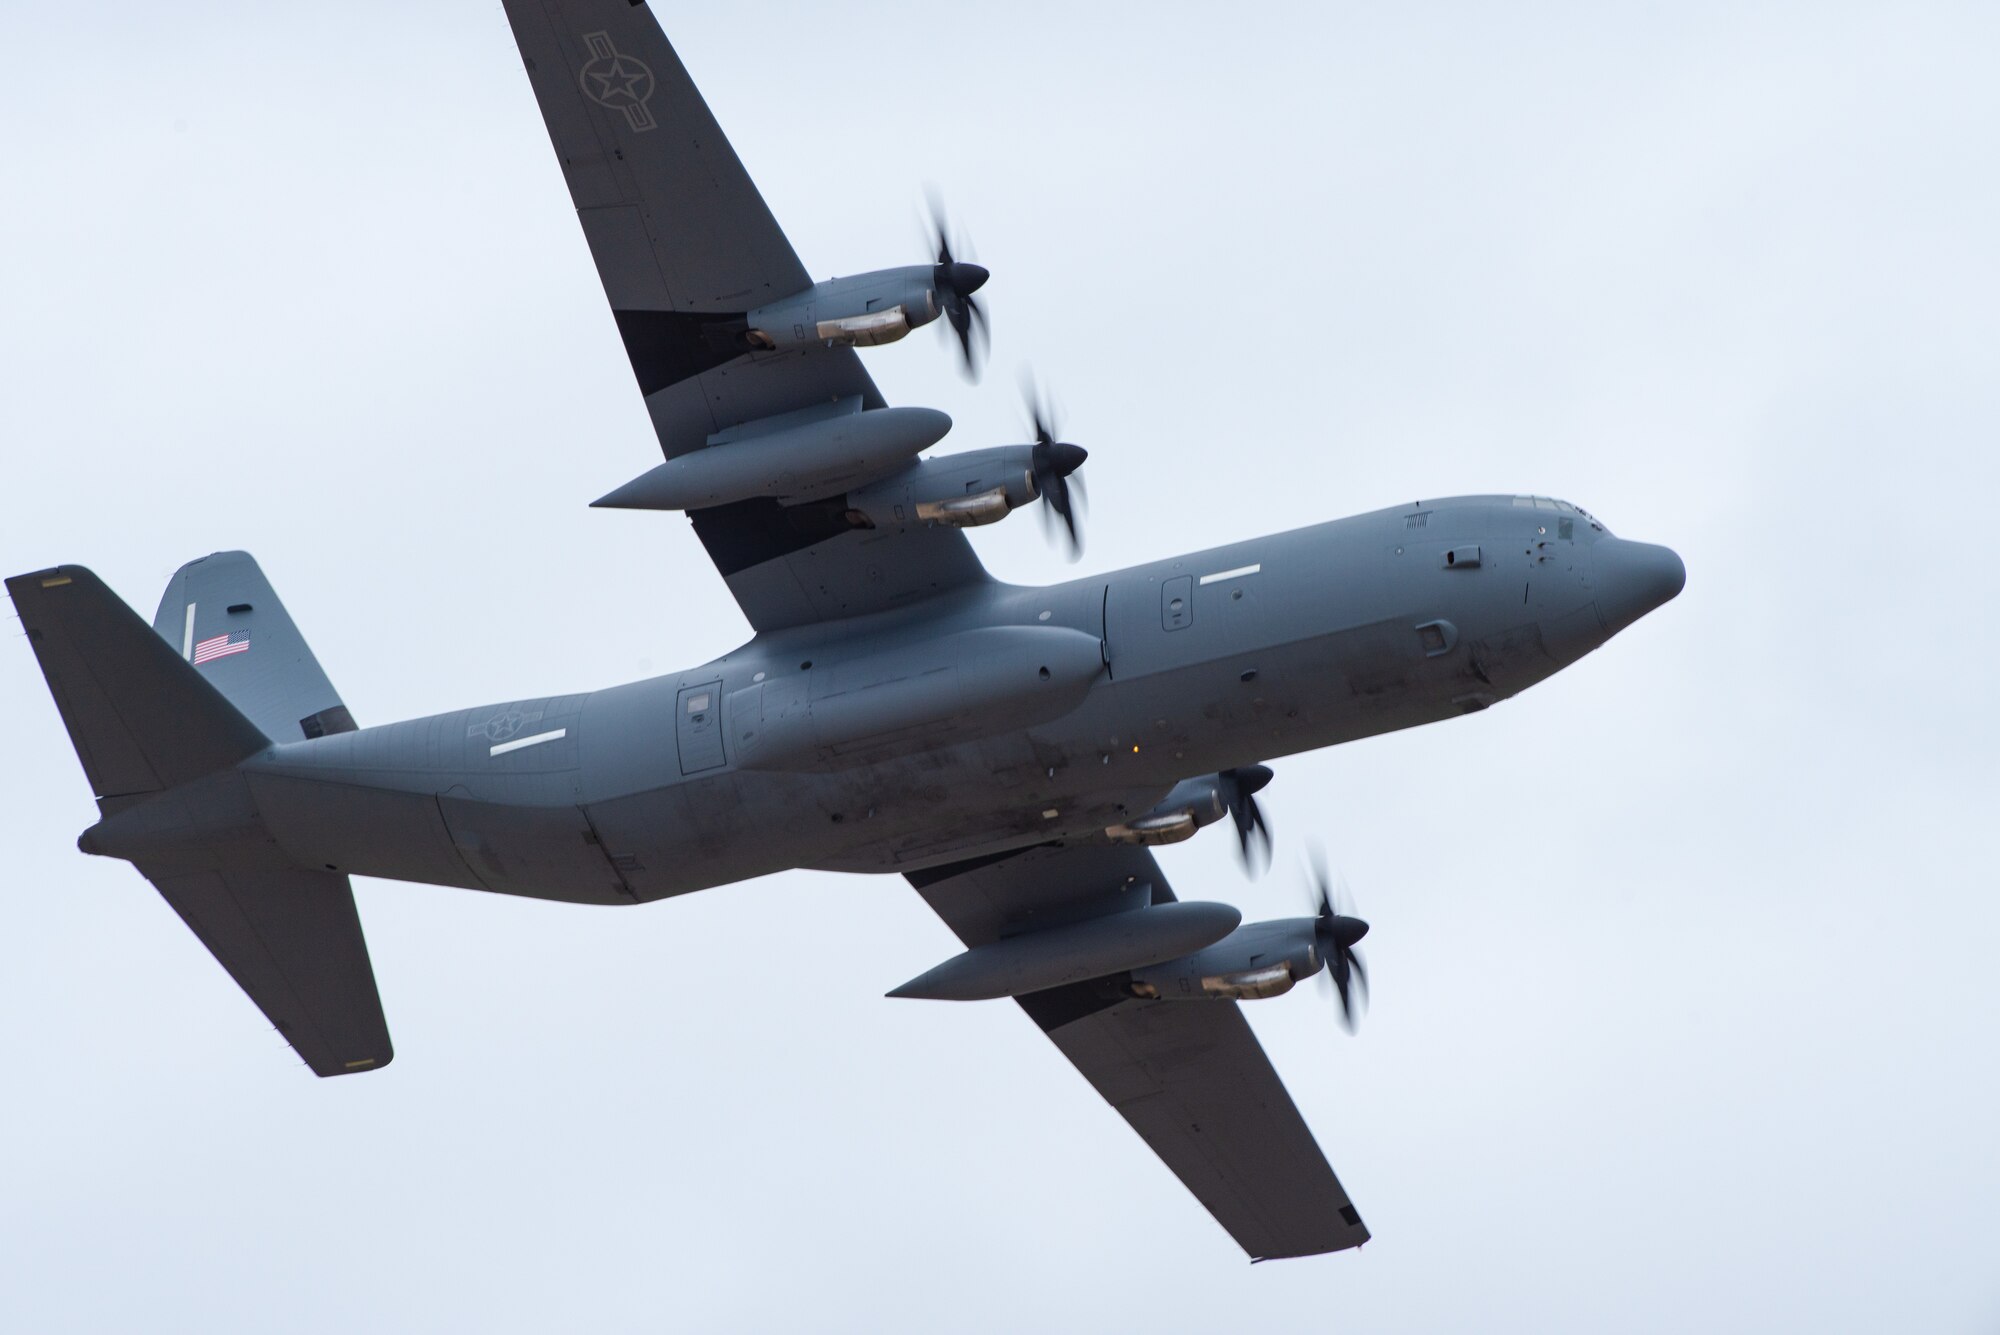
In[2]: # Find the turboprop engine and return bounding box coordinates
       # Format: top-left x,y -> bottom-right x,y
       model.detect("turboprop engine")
1130,866 -> 1372,1028
741,257 -> 982,354
745,266 -> 951,351
1106,765 -> 1276,870
1127,917 -> 1322,1001
840,439 -> 1071,529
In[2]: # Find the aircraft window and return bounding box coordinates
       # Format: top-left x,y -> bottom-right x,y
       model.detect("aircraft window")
686,692 -> 712,714
1520,494 -> 1607,532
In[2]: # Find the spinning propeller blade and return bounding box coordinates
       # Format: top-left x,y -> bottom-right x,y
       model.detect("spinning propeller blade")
1307,848 -> 1370,1033
927,192 -> 988,381
1217,764 -> 1274,875
1021,376 -> 1088,560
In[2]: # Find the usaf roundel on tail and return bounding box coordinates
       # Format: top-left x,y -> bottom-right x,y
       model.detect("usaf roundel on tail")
5,0 -> 1685,1263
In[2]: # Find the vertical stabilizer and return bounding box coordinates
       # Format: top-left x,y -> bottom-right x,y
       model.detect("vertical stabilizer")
153,551 -> 356,742
9,562 -> 393,1076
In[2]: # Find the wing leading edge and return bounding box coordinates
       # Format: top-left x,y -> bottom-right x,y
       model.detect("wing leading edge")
499,0 -> 989,631
907,842 -> 1371,1260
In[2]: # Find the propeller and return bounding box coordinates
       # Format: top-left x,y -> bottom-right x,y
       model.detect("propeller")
1216,764 -> 1274,874
927,193 -> 989,380
1022,379 -> 1088,560
1307,849 -> 1370,1032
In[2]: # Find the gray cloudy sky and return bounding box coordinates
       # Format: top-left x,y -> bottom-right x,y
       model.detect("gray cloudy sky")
4,3 -> 1997,1331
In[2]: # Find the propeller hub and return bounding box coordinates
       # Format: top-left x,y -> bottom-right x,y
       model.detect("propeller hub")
1237,764 -> 1274,797
1038,441 -> 1087,477
940,261 -> 989,295
1327,915 -> 1369,950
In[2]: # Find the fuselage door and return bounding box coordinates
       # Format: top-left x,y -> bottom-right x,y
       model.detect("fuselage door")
676,680 -> 726,774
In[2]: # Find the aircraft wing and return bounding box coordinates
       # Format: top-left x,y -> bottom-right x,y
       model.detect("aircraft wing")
499,1 -> 988,631
907,842 -> 1372,1260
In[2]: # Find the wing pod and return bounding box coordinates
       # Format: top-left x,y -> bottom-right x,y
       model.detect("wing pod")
889,901 -> 1242,1001
593,403 -> 951,511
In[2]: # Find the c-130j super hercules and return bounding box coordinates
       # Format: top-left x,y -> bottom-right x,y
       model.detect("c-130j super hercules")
8,2 -> 1684,1261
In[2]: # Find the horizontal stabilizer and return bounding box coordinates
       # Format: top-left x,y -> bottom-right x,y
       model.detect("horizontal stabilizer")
7,565 -> 268,804
140,853 -> 393,1077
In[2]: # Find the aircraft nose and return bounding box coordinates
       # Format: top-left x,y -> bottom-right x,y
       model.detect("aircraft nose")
1593,538 -> 1686,635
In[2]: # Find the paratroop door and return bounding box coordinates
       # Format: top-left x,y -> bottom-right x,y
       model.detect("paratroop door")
676,681 -> 726,774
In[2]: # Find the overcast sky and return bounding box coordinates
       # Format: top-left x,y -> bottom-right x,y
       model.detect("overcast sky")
4,3 -> 1997,1331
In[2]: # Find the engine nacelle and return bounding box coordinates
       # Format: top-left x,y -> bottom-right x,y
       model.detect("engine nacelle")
745,267 -> 940,352
1104,774 -> 1232,845
845,447 -> 1040,530
1126,918 -> 1320,1001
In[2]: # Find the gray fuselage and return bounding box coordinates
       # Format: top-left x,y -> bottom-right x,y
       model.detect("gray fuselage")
237,495 -> 1682,905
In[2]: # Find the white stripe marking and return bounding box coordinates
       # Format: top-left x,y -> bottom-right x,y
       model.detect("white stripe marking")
489,727 -> 567,757
182,603 -> 197,659
1198,563 -> 1262,586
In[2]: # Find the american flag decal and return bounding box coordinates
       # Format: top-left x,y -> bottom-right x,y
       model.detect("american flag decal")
191,629 -> 251,665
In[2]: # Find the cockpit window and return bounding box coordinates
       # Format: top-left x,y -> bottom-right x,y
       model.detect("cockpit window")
1514,496 -> 1608,533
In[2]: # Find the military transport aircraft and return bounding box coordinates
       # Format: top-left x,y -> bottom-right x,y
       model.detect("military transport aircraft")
6,2 -> 1684,1261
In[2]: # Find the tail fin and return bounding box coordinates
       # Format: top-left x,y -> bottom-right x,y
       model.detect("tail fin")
8,563 -> 392,1077
8,564 -> 269,806
152,551 -> 356,742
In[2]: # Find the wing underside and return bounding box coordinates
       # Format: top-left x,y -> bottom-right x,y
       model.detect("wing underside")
499,0 -> 989,631
907,842 -> 1370,1260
